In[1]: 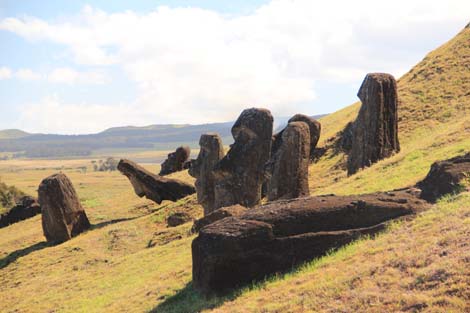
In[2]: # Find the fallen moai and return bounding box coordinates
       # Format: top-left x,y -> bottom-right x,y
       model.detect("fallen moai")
418,153 -> 470,202
118,159 -> 195,204
192,188 -> 429,294
0,196 -> 41,228
192,152 -> 470,294
192,204 -> 247,233
213,108 -> 273,208
159,146 -> 191,176
39,173 -> 90,243
347,73 -> 400,175
266,121 -> 311,201
189,133 -> 224,215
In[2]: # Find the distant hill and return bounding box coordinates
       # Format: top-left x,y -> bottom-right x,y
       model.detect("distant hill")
0,129 -> 30,139
0,115 -> 326,158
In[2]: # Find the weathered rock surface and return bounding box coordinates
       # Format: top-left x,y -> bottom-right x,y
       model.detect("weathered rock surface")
118,159 -> 195,204
159,146 -> 191,176
39,173 -> 90,243
192,204 -> 247,233
266,122 -> 310,201
213,108 -> 273,208
167,212 -> 193,227
0,196 -> 41,228
192,189 -> 429,294
347,73 -> 400,175
418,153 -> 470,202
189,133 -> 224,215
289,114 -> 321,158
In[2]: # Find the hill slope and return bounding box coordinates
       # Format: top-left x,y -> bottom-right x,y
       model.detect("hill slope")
0,25 -> 470,313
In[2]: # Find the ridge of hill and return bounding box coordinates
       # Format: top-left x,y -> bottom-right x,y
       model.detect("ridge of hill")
0,25 -> 469,313
0,115 -> 325,158
0,129 -> 30,139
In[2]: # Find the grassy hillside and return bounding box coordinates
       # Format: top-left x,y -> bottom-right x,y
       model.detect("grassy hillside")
309,23 -> 470,194
0,25 -> 470,313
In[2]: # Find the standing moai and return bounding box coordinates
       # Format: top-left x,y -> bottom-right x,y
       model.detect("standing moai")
213,108 -> 273,208
38,173 -> 90,243
189,133 -> 225,215
347,73 -> 400,175
159,146 -> 191,176
266,121 -> 311,201
288,114 -> 321,159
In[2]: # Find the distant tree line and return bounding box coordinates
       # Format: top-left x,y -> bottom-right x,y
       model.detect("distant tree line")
92,158 -> 119,172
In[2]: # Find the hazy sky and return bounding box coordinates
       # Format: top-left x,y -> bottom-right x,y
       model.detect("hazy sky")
0,0 -> 469,134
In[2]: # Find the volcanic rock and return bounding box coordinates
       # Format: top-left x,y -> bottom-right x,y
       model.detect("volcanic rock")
189,133 -> 224,215
347,73 -> 400,175
418,153 -> 470,202
39,173 -> 90,243
118,159 -> 195,204
192,204 -> 247,233
289,114 -> 321,158
266,121 -> 310,201
159,146 -> 191,176
213,108 -> 273,208
192,188 -> 429,294
0,196 -> 41,228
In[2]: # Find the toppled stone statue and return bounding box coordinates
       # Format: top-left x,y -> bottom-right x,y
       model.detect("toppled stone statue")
192,204 -> 247,233
418,153 -> 470,202
266,121 -> 310,201
118,159 -> 195,204
192,188 -> 430,294
189,133 -> 224,215
213,108 -> 273,208
347,73 -> 400,175
39,173 -> 90,243
0,196 -> 41,228
159,146 -> 191,176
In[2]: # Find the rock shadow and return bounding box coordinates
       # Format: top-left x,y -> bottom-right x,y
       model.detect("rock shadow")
149,282 -> 241,313
0,241 -> 53,270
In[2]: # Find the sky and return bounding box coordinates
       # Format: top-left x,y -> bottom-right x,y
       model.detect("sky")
0,0 -> 469,134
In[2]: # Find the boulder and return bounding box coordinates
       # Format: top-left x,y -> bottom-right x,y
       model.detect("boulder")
417,153 -> 470,202
118,159 -> 195,204
266,122 -> 310,201
192,188 -> 430,294
213,108 -> 273,208
39,173 -> 90,243
0,196 -> 41,228
159,146 -> 191,176
167,212 -> 193,227
347,73 -> 400,175
189,133 -> 224,215
288,114 -> 321,158
192,204 -> 247,233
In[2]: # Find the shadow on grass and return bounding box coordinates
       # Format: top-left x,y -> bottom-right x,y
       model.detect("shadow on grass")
0,241 -> 53,270
91,217 -> 140,230
150,282 -> 242,313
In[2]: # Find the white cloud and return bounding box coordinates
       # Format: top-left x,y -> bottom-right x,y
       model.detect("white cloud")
15,68 -> 41,81
0,66 -> 12,79
2,0 -> 470,132
48,67 -> 109,84
18,95 -> 138,134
